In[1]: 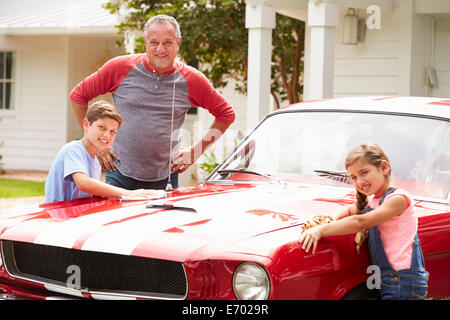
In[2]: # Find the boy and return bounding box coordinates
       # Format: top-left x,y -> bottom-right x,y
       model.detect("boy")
45,100 -> 161,203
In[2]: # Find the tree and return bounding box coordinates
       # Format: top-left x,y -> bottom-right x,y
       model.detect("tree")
271,15 -> 305,108
103,0 -> 304,109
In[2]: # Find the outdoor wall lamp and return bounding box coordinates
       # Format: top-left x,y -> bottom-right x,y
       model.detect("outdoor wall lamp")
343,8 -> 359,45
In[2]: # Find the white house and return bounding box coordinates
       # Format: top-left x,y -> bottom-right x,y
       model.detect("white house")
245,0 -> 450,128
1,0 -> 449,186
0,0 -> 248,186
0,0 -> 125,170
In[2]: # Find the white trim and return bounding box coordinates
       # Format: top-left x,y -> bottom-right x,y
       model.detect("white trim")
0,27 -> 117,36
427,16 -> 437,97
62,36 -> 69,145
303,1 -> 339,100
0,109 -> 16,118
245,3 -> 276,130
245,3 -> 276,28
414,0 -> 450,14
0,50 -> 18,116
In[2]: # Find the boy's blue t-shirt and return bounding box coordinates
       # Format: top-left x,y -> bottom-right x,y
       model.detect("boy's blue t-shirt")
45,140 -> 101,203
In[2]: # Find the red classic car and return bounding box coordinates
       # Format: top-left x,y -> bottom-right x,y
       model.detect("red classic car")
0,96 -> 449,300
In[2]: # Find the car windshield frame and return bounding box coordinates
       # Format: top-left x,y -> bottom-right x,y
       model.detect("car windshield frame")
206,109 -> 450,203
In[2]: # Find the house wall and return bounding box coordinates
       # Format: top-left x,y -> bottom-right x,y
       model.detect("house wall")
409,13 -> 433,97
0,32 -> 246,188
334,2 -> 414,97
66,35 -> 125,142
427,16 -> 450,98
0,34 -> 125,171
333,1 -> 450,98
0,35 -> 68,170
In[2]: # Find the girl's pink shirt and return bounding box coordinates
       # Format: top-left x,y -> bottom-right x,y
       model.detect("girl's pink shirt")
368,188 -> 417,270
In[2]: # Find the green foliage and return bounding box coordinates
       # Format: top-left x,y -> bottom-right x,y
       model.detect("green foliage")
104,0 -> 247,91
103,0 -> 304,107
198,150 -> 218,175
0,178 -> 45,198
272,15 -> 305,107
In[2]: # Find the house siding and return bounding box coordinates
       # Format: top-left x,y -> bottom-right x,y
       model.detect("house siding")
66,36 -> 125,142
0,32 -> 245,184
0,33 -> 127,172
0,36 -> 66,171
334,4 -> 411,97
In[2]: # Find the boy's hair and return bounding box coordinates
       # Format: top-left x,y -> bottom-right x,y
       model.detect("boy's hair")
345,142 -> 392,213
86,100 -> 123,127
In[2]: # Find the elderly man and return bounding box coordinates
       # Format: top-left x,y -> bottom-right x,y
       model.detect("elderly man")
70,15 -> 235,190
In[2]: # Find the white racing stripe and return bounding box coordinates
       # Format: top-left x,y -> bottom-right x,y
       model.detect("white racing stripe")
33,205 -> 159,248
80,209 -> 201,255
31,184 -> 349,255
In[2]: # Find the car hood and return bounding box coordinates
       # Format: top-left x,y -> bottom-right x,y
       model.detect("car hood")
0,183 -> 353,262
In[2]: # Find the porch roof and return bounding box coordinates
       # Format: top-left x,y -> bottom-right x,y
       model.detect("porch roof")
0,0 -> 118,35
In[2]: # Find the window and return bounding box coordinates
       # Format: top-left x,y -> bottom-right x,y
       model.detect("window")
0,52 -> 16,110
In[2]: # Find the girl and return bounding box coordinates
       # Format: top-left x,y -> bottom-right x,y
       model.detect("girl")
298,142 -> 429,300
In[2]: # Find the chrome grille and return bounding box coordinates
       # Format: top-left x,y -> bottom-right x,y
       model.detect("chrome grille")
1,240 -> 187,299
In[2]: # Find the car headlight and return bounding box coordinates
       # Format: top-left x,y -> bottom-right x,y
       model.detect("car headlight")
232,262 -> 270,300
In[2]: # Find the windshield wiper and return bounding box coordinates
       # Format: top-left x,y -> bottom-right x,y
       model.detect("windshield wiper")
217,168 -> 286,185
313,170 -> 352,184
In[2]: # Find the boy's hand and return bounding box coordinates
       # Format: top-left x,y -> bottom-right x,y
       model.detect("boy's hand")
126,189 -> 166,199
97,147 -> 119,172
298,225 -> 324,254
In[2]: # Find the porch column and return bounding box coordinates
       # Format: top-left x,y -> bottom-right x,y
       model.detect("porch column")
303,0 -> 339,100
245,3 -> 276,130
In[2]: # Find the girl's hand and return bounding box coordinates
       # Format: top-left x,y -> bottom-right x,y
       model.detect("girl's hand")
302,215 -> 333,230
298,225 -> 324,254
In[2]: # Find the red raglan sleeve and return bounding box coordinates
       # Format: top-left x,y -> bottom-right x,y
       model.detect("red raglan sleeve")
182,64 -> 235,125
69,54 -> 143,104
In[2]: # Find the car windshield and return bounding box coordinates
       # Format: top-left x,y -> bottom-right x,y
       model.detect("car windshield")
208,111 -> 450,201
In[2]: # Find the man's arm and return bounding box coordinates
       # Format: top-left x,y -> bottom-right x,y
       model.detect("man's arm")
171,120 -> 229,173
71,101 -> 88,127
172,64 -> 235,173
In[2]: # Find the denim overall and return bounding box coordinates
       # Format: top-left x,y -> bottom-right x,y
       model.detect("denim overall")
365,187 -> 429,300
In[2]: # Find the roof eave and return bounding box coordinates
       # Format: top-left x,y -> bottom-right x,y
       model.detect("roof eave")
0,26 -> 119,35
